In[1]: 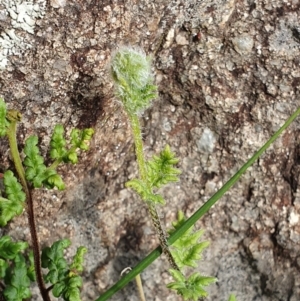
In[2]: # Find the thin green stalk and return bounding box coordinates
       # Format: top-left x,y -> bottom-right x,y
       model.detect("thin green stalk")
128,113 -> 180,271
128,114 -> 148,182
6,110 -> 51,301
96,106 -> 300,301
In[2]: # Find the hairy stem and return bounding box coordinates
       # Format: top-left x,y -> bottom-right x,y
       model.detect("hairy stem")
6,110 -> 51,301
128,113 -> 180,271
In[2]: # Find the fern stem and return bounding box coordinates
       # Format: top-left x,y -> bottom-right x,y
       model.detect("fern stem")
147,203 -> 179,270
6,110 -> 51,301
128,113 -> 180,271
128,114 -> 148,183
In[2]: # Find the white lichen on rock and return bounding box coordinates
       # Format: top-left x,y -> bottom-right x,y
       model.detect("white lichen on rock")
269,13 -> 300,57
0,0 -> 46,69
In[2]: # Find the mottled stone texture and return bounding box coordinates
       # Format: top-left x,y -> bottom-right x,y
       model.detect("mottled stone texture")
0,0 -> 300,300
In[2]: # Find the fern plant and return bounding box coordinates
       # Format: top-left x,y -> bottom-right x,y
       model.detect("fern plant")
0,97 -> 93,301
41,239 -> 86,301
110,47 -> 216,299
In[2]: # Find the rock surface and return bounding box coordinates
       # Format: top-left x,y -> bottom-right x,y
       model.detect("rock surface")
0,0 -> 300,300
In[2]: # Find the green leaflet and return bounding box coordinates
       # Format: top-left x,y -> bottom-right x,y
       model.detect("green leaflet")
0,237 -> 34,299
167,211 -> 217,299
125,145 -> 181,205
126,179 -> 165,205
42,239 -> 86,301
23,135 -> 65,190
168,211 -> 209,269
24,125 -> 94,190
3,171 -> 26,203
147,145 -> 181,189
3,254 -> 32,301
167,269 -> 217,301
69,247 -> 87,273
0,171 -> 26,226
27,251 -> 36,282
0,236 -> 28,261
50,125 -> 94,164
70,128 -> 94,151
42,239 -> 71,284
0,198 -> 24,227
53,275 -> 82,301
50,124 -> 68,160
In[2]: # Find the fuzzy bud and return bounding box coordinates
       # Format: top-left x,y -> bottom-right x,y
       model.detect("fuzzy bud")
110,47 -> 157,115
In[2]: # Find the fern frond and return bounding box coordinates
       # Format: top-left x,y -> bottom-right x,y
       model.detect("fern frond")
41,239 -> 70,284
0,236 -> 34,301
0,171 -> 26,226
24,135 -> 65,190
23,135 -> 47,184
168,211 -> 210,269
50,125 -> 67,160
42,239 -> 86,301
126,179 -> 165,205
53,275 -> 82,301
3,170 -> 26,203
167,211 -> 217,299
69,247 -> 87,274
70,128 -> 94,151
167,269 -> 217,301
0,236 -> 28,260
147,145 -> 181,188
3,253 -> 32,301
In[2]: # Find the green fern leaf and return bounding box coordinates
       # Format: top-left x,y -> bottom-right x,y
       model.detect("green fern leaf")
70,128 -> 94,151
0,258 -> 9,278
50,125 -> 67,160
167,211 -> 216,299
42,240 -> 85,301
27,251 -> 36,281
45,174 -> 65,190
62,276 -> 82,301
168,269 -> 185,283
0,171 -> 26,226
147,145 -> 181,188
173,230 -> 205,248
3,254 -> 32,301
3,171 -> 26,203
168,211 -> 210,269
69,247 -> 87,273
126,179 -> 165,204
24,135 -> 65,190
42,239 -> 70,284
0,236 -> 28,260
167,271 -> 217,301
23,135 -> 47,185
0,198 -> 24,227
